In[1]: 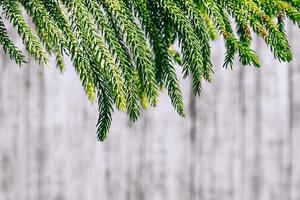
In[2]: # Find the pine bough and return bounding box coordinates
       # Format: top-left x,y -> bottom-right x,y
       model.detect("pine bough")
0,0 -> 299,140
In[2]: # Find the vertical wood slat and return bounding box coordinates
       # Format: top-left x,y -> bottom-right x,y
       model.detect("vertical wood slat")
1,27 -> 300,200
289,24 -> 300,200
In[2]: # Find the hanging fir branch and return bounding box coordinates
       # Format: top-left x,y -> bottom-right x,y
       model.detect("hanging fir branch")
1,0 -> 300,141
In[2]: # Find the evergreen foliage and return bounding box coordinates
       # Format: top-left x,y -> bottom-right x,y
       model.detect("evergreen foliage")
1,0 -> 300,140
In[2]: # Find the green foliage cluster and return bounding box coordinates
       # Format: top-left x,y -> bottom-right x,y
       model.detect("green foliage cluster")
1,0 -> 300,140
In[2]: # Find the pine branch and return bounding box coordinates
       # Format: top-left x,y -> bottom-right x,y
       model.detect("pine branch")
1,0 -> 48,65
0,16 -> 26,65
1,0 -> 300,140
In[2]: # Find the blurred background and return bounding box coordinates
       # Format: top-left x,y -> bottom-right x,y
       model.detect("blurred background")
0,23 -> 300,200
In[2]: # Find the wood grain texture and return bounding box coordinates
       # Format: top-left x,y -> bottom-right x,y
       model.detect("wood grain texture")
0,26 -> 300,200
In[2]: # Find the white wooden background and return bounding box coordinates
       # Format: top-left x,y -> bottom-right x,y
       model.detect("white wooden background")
0,25 -> 300,200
